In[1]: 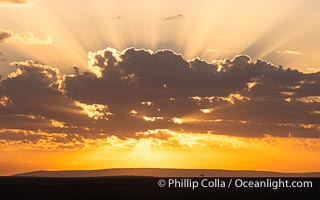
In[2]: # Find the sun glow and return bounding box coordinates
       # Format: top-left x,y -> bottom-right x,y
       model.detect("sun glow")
1,129 -> 320,175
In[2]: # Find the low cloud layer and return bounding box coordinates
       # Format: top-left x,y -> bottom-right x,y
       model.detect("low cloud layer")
0,48 -> 319,146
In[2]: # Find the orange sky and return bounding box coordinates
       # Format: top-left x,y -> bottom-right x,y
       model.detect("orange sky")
0,0 -> 320,176
1,130 -> 320,176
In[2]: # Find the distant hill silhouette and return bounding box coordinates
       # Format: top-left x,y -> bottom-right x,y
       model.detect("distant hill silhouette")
12,168 -> 320,177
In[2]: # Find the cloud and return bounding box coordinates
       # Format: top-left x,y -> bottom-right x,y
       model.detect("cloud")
0,30 -> 52,45
0,0 -> 29,3
0,30 -> 13,43
0,60 -> 99,135
0,47 -> 319,143
307,67 -> 320,73
0,129 -> 89,150
1,128 -> 320,152
162,14 -> 183,21
276,50 -> 303,55
65,48 -> 319,138
0,0 -> 33,6
111,16 -> 122,20
207,49 -> 219,52
15,32 -> 52,45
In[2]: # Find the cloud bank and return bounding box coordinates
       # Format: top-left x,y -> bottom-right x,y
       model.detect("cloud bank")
0,47 -> 319,148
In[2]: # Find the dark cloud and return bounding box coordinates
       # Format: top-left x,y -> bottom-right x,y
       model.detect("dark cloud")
162,14 -> 183,21
65,48 -> 320,137
0,47 -> 319,141
73,65 -> 79,75
0,60 -> 107,135
0,30 -> 13,43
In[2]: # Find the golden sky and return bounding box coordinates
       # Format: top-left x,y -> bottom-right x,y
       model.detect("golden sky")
0,0 -> 320,74
0,0 -> 319,175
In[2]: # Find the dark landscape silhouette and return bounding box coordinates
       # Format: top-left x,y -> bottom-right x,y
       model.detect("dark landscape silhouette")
13,168 -> 320,178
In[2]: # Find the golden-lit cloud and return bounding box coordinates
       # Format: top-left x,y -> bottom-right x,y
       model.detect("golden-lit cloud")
200,108 -> 213,114
50,119 -> 67,128
172,117 -> 183,124
143,116 -> 163,122
1,128 -> 320,152
220,93 -> 250,105
296,96 -> 320,103
207,49 -> 219,53
141,101 -> 153,106
307,67 -> 320,73
246,82 -> 258,91
87,47 -> 122,77
129,110 -> 138,116
0,30 -> 52,45
75,101 -> 112,120
276,50 -> 303,56
0,96 -> 12,107
15,32 -> 52,45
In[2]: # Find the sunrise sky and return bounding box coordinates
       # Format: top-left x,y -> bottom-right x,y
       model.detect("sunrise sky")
0,0 -> 319,176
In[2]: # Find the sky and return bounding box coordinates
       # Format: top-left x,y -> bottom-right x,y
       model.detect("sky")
0,0 -> 319,175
